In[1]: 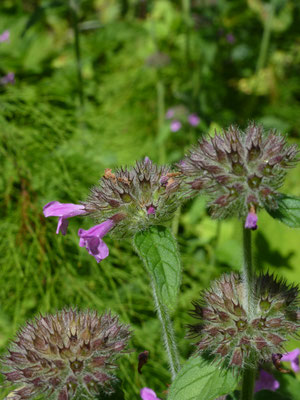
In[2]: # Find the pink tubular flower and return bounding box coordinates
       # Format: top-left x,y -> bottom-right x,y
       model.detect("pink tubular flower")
281,349 -> 300,373
254,370 -> 280,393
0,30 -> 10,43
0,72 -> 15,85
170,120 -> 182,132
140,388 -> 161,400
78,219 -> 115,263
43,201 -> 87,235
188,113 -> 200,127
245,211 -> 258,230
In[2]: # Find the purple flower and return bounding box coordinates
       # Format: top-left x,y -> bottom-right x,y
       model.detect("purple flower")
188,113 -> 200,127
166,108 -> 175,119
254,370 -> 280,393
140,388 -> 161,400
144,156 -> 150,164
147,206 -> 156,215
170,120 -> 182,132
0,72 -> 15,85
245,211 -> 258,230
78,219 -> 115,263
281,349 -> 300,373
0,30 -> 10,43
43,201 -> 87,235
226,33 -> 235,44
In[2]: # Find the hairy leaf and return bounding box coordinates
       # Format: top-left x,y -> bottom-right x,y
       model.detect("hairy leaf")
266,194 -> 300,228
134,226 -> 181,310
168,356 -> 238,400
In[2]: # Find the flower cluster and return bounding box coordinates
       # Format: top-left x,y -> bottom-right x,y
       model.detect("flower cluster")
2,309 -> 130,399
166,106 -> 200,132
178,123 -> 299,227
0,30 -> 15,86
44,158 -> 183,262
188,273 -> 299,369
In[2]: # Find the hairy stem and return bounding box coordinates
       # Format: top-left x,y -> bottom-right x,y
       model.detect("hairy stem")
151,279 -> 181,380
241,225 -> 256,400
240,367 -> 256,400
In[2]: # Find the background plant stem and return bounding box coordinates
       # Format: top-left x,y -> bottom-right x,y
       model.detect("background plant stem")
70,0 -> 84,108
241,225 -> 256,400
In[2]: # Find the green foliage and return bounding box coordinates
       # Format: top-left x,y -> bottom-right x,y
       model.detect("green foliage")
0,0 -> 299,399
266,194 -> 300,228
167,356 -> 238,400
134,226 -> 181,311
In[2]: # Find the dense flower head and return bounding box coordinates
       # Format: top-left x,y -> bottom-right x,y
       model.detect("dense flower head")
84,158 -> 182,238
188,273 -> 299,369
178,123 -> 299,219
2,309 -> 130,399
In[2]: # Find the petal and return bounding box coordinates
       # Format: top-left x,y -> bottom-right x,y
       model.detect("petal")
140,388 -> 160,400
254,370 -> 280,393
78,220 -> 115,239
245,212 -> 258,230
281,348 -> 300,361
43,201 -> 86,218
282,349 -> 300,372
83,237 -> 109,263
56,217 -> 69,235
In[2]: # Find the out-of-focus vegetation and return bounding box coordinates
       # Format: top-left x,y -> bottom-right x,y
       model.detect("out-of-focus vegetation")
0,0 -> 299,398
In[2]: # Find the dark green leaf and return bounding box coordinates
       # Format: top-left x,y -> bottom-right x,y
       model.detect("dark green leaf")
266,194 -> 300,228
134,226 -> 181,310
167,356 -> 238,400
254,390 -> 290,400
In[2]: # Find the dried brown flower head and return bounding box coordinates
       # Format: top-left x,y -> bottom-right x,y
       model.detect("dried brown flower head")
2,309 -> 130,399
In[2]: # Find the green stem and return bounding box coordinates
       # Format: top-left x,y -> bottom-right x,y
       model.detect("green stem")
156,79 -> 166,164
240,225 -> 256,400
240,367 -> 256,400
255,4 -> 274,73
70,0 -> 84,108
151,279 -> 181,380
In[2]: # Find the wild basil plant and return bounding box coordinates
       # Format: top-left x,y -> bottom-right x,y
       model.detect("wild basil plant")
2,123 -> 299,400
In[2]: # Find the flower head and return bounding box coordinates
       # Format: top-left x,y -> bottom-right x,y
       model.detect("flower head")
166,109 -> 175,119
140,388 -> 161,400
84,159 -> 183,238
43,201 -> 87,235
0,72 -> 15,85
170,120 -> 182,132
178,123 -> 299,220
188,114 -> 200,127
188,273 -> 299,369
254,370 -> 279,393
0,30 -> 10,42
2,309 -> 130,399
281,348 -> 300,372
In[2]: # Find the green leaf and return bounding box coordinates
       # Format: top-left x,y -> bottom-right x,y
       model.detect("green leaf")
254,390 -> 290,400
167,356 -> 238,400
134,226 -> 181,310
266,194 -> 300,228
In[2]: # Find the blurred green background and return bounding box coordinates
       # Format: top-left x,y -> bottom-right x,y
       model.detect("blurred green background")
0,0 -> 299,398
